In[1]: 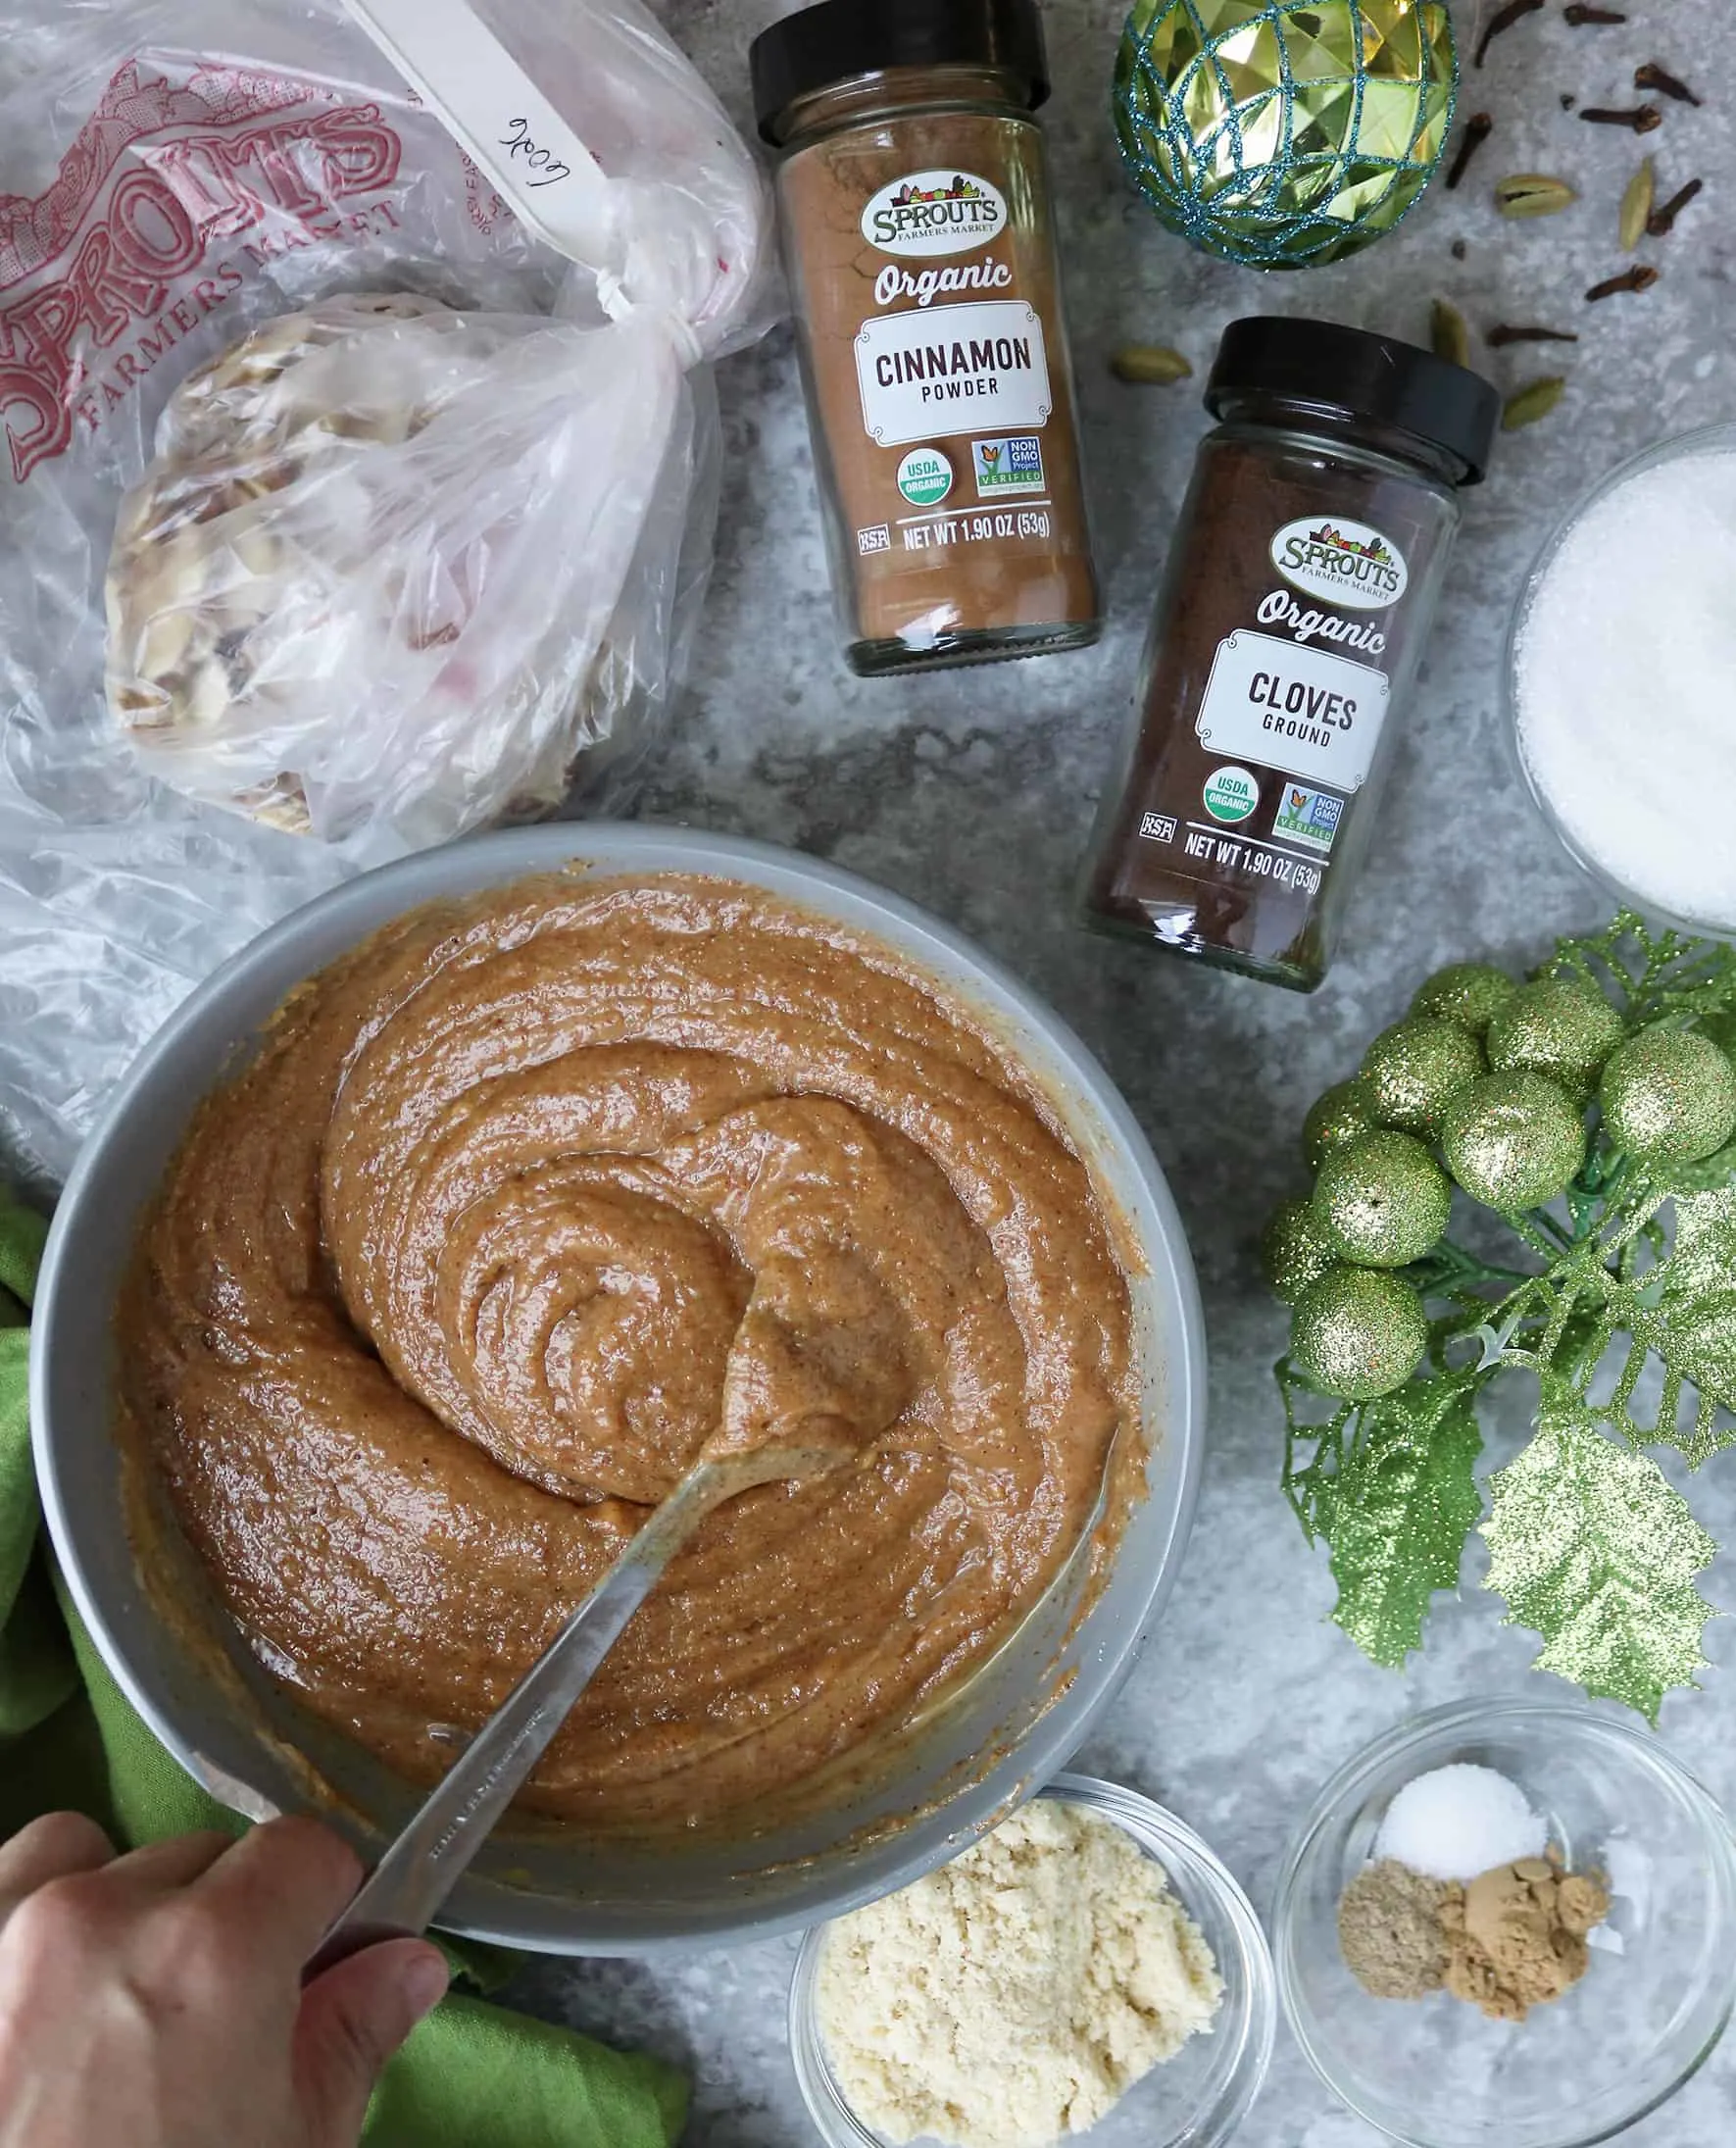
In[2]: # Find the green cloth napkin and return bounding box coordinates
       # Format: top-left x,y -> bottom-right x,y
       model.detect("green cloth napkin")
0,1187 -> 687,2148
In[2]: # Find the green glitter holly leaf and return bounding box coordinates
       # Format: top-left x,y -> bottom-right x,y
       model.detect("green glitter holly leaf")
1481,1380 -> 1716,1720
1649,1188 -> 1736,1431
1661,1188 -> 1736,1307
1541,910 -> 1736,1031
1277,1360 -> 1355,1544
1560,1188 -> 1736,1464
1662,1136 -> 1736,1196
1319,1373 -> 1484,1668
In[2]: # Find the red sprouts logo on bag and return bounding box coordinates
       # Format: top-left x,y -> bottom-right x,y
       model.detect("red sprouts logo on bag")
0,62 -> 404,481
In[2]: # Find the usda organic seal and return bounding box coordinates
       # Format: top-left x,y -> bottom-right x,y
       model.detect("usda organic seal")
1204,766 -> 1260,824
896,448 -> 954,508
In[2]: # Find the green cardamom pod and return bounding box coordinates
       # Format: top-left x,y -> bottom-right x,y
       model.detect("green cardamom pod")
1430,299 -> 1470,369
1619,159 -> 1655,251
1502,376 -> 1566,430
1494,174 -> 1578,218
1110,344 -> 1193,385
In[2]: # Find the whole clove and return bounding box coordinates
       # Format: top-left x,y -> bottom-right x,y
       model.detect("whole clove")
1475,0 -> 1544,68
1646,176 -> 1705,237
1580,106 -> 1663,133
1635,63 -> 1701,108
1585,265 -> 1661,302
1563,4 -> 1626,21
1486,324 -> 1580,347
1445,112 -> 1493,190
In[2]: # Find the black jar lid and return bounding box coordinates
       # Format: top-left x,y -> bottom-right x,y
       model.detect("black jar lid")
751,0 -> 1050,145
1206,317 -> 1503,486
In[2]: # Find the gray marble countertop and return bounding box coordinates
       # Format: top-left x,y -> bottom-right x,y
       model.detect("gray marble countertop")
532,3 -> 1733,2142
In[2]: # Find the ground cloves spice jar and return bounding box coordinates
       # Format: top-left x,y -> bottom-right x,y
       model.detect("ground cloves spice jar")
1083,319 -> 1500,990
751,0 -> 1101,675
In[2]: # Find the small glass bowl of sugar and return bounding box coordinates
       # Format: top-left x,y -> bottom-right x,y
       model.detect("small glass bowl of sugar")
1507,423 -> 1736,938
1272,1695 -> 1736,2148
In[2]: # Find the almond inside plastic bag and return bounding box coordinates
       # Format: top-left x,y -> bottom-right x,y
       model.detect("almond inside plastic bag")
0,0 -> 772,1180
105,290 -> 693,845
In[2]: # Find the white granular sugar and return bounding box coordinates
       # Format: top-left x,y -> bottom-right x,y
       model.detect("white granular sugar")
814,1798 -> 1222,2148
1515,449 -> 1736,932
1374,1762 -> 1547,1883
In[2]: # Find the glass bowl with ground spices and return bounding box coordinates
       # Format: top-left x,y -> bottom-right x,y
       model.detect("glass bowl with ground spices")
1273,1697 -> 1736,2148
788,1773 -> 1275,2148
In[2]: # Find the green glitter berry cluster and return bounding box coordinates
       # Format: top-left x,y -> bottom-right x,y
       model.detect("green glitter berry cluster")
1270,916 -> 1736,1719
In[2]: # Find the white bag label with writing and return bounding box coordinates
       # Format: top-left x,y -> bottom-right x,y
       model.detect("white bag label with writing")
1195,629 -> 1390,794
341,0 -> 616,270
855,300 -> 1052,449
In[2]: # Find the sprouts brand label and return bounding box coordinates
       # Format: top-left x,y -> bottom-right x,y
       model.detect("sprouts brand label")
896,447 -> 953,506
0,66 -> 406,483
1203,766 -> 1260,824
861,170 -> 1009,257
1195,629 -> 1391,792
1270,516 -> 1409,610
855,301 -> 1053,449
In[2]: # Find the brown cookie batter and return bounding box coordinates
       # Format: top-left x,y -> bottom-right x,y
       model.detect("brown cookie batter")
118,874 -> 1140,1831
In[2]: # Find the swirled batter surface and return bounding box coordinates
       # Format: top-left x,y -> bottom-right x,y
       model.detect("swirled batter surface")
119,875 -> 1140,1829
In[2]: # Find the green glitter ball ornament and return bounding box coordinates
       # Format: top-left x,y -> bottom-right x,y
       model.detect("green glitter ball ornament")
1361,1018 -> 1485,1134
1600,1025 -> 1736,1165
1410,962 -> 1517,1039
1486,978 -> 1622,1104
1442,1073 -> 1586,1212
1262,1197 -> 1340,1304
1291,1266 -> 1429,1401
1314,1130 -> 1451,1267
1302,1078 -> 1382,1172
1113,0 -> 1457,271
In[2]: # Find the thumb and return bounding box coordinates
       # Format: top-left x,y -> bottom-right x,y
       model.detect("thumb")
295,1938 -> 450,2146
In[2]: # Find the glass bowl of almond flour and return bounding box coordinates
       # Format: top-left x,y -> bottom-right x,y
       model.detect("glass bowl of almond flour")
788,1773 -> 1275,2148
1273,1697 -> 1736,2148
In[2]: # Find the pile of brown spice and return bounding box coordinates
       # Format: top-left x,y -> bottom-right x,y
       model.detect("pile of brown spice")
1339,1854 -> 1611,2023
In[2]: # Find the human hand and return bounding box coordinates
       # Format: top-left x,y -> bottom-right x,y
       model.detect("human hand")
0,1810 -> 449,2148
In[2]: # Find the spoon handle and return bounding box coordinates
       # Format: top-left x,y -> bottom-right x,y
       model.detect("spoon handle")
304,1463 -> 723,1977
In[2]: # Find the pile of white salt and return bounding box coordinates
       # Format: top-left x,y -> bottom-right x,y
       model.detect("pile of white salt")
1514,445 -> 1736,933
1375,1762 -> 1547,1882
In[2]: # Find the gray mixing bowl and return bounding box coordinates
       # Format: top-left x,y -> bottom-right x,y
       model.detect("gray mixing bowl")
31,824 -> 1205,1954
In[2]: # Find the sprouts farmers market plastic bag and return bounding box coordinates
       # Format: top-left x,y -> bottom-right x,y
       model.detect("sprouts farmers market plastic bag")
0,0 -> 771,1184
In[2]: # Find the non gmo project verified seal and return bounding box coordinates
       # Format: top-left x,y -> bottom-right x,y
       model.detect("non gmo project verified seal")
1273,782 -> 1343,854
972,434 -> 1045,495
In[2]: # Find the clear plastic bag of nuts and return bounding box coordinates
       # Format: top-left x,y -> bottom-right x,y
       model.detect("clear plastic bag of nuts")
104,290 -> 696,843
0,0 -> 771,1181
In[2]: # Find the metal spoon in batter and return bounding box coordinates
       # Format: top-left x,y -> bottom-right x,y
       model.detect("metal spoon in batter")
305,1433 -> 847,1977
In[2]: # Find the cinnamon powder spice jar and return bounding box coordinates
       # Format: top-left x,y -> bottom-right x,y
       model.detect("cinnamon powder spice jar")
1083,319 -> 1500,991
751,0 -> 1100,675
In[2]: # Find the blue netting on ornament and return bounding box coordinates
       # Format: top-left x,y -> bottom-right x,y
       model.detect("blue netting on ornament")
1115,0 -> 1457,270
